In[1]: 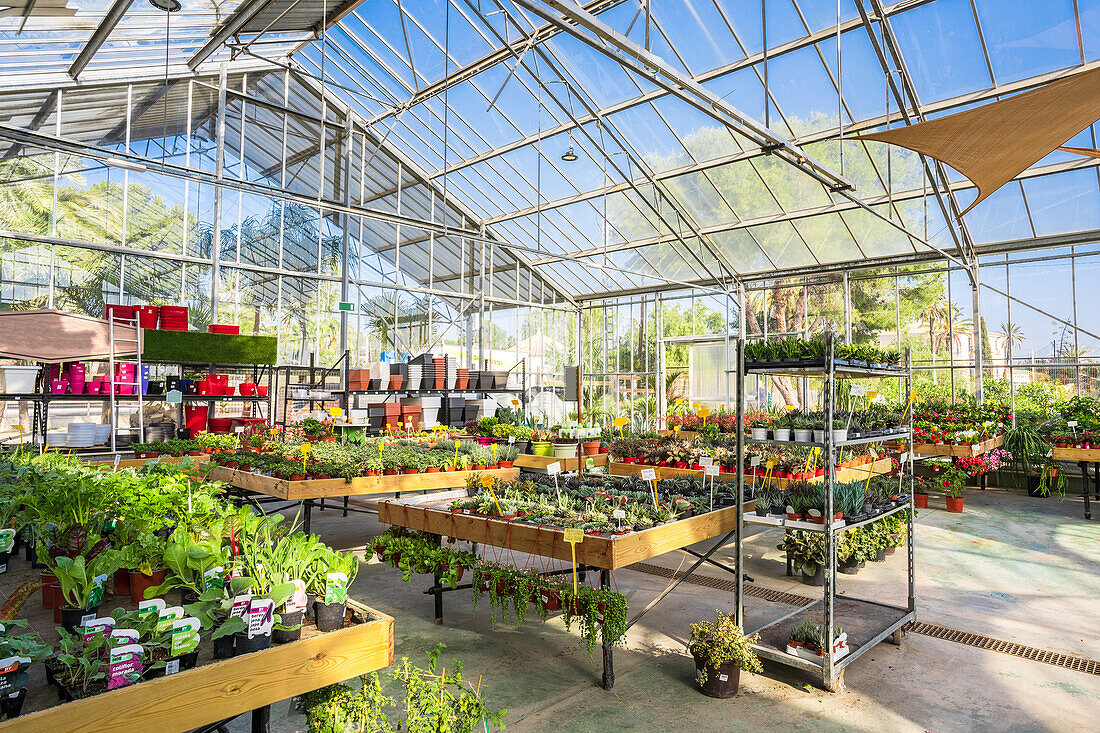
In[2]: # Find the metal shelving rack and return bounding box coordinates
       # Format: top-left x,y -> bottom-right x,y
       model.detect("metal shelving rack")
734,332 -> 916,692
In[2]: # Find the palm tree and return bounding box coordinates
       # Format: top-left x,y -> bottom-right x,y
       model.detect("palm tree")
996,321 -> 1025,359
918,297 -> 950,383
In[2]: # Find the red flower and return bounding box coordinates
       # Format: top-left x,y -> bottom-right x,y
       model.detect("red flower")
942,479 -> 950,488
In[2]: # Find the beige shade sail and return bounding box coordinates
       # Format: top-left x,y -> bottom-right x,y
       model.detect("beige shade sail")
855,66 -> 1100,217
0,310 -> 138,363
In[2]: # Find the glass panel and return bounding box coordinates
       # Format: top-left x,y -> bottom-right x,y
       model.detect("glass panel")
972,0 -> 1080,83
891,0 -> 993,99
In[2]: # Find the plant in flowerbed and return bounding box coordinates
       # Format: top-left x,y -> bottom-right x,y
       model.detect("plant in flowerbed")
687,610 -> 761,698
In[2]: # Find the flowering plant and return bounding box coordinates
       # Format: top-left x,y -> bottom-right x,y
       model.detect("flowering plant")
939,465 -> 967,497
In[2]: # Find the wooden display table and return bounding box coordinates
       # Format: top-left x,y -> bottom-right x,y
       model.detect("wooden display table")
378,496 -> 754,691
912,434 -> 1004,457
212,466 -> 519,532
1051,447 -> 1100,520
85,454 -> 210,471
515,453 -> 608,472
4,601 -> 394,733
609,457 -> 894,487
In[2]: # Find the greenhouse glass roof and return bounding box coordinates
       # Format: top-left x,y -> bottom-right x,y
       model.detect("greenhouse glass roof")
1,0 -> 1098,297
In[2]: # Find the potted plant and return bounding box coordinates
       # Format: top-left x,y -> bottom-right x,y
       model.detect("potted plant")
0,619 -> 51,718
913,475 -> 931,509
120,532 -> 169,604
308,547 -> 359,632
530,430 -> 554,457
688,610 -> 762,698
748,415 -> 771,441
778,530 -> 826,585
941,464 -> 967,512
51,551 -> 121,632
497,444 -> 520,468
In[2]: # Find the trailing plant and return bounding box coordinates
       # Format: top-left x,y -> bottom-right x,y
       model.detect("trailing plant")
689,610 -> 762,684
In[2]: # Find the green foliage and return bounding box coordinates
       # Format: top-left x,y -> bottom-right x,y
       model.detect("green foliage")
689,610 -> 762,682
142,328 -> 277,365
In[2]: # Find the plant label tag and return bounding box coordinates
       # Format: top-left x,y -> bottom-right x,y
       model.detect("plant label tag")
203,566 -> 226,591
614,416 -> 628,427
113,454 -> 121,470
110,628 -> 140,646
165,389 -> 182,404
87,573 -> 108,608
750,456 -> 761,467
79,612 -> 96,627
563,528 -> 583,544
0,529 -> 14,555
719,674 -> 729,682
138,598 -> 167,619
82,616 -> 115,643
899,452 -> 909,464
107,644 -> 143,690
156,606 -> 185,636
229,594 -> 252,619
165,659 -> 180,676
766,458 -> 778,469
171,617 -> 201,656
235,426 -> 246,434
640,468 -> 657,481
1068,421 -> 1078,427
698,457 -> 714,467
286,579 -> 308,613
508,435 -> 516,444
325,572 -> 349,604
705,465 -> 720,477
247,599 -> 275,639
546,461 -> 562,475
612,509 -> 626,520
850,385 -> 867,397
870,448 -> 878,460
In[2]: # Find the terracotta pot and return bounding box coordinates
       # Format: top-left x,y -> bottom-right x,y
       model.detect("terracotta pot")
40,572 -> 57,608
384,469 -> 399,475
114,568 -> 131,597
403,468 -> 418,475
426,466 -> 440,473
914,493 -> 929,508
130,569 -> 168,605
540,589 -> 562,612
581,440 -> 600,456
945,496 -> 964,513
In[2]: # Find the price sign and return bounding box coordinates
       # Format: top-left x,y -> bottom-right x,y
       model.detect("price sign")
850,385 -> 867,397
563,528 -> 583,595
546,461 -> 562,476
750,456 -> 761,467
511,399 -> 519,406
300,443 -> 311,456
1068,420 -> 1078,427
698,406 -> 710,421
234,426 -> 246,434
765,457 -> 777,469
329,407 -> 343,417
508,435 -> 515,444
613,416 -> 628,427
640,468 -> 656,481
784,404 -> 795,411
673,425 -> 681,434
899,451 -> 909,464
704,465 -> 719,477
611,509 -> 626,520
480,474 -> 495,488
866,390 -> 878,401
698,457 -> 714,468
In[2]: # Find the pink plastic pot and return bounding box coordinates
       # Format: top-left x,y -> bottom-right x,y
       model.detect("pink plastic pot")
50,380 -> 69,394
86,382 -> 102,395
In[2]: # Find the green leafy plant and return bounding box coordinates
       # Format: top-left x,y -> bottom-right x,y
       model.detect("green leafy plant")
689,610 -> 762,684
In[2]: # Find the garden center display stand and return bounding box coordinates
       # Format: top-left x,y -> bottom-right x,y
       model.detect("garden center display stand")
1050,447 -> 1100,519
377,494 -> 755,691
734,333 -> 916,692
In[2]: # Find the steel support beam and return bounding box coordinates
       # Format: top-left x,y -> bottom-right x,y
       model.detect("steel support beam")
68,0 -> 136,79
189,0 -> 276,71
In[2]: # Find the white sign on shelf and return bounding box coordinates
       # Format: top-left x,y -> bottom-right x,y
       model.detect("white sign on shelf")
698,457 -> 714,468
704,465 -> 720,477
640,467 -> 657,481
546,461 -> 562,476
750,456 -> 761,467
850,384 -> 867,397
899,451 -> 909,464
611,509 -> 626,520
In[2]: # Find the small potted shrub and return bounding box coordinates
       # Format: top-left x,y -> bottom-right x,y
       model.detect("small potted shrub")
530,430 -> 554,457
688,610 -> 762,698
941,465 -> 966,512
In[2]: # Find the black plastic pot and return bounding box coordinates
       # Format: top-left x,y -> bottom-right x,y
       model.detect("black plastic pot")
0,687 -> 26,718
147,650 -> 199,678
212,633 -> 235,659
273,610 -> 303,644
146,380 -> 164,396
691,652 -> 742,698
59,603 -> 99,634
838,558 -> 861,575
233,631 -> 272,655
1026,474 -> 1045,497
165,376 -> 181,392
304,593 -> 318,622
313,600 -> 346,632
872,548 -> 887,562
800,568 -> 824,586
0,550 -> 9,574
180,588 -> 200,607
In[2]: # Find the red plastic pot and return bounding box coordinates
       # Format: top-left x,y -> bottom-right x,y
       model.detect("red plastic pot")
945,496 -> 964,513
257,385 -> 269,397
114,568 -> 132,597
134,305 -> 159,329
130,569 -> 167,605
914,493 -> 929,508
238,382 -> 256,396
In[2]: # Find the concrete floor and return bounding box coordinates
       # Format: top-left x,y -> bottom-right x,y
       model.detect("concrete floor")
232,487 -> 1100,732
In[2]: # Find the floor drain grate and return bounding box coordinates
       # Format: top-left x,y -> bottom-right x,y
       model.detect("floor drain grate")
907,622 -> 1100,675
626,562 -> 1100,676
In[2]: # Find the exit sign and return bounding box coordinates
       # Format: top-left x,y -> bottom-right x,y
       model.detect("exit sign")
337,301 -> 354,312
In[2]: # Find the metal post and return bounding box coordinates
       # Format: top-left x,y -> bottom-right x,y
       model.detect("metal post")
823,332 -> 837,689
906,347 -> 916,612
971,263 -> 983,405
600,569 -> 614,690
734,337 -> 744,628
339,117 -> 353,357
210,63 -> 228,320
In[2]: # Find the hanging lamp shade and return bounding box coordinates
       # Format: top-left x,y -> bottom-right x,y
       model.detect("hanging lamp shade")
855,66 -> 1100,217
